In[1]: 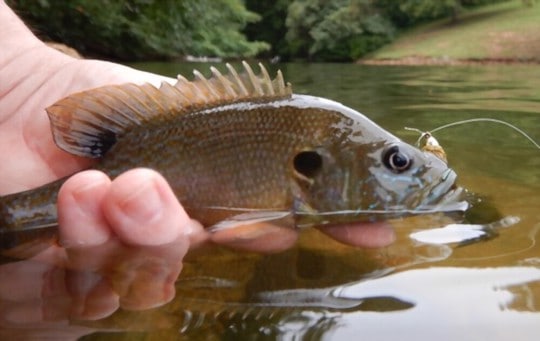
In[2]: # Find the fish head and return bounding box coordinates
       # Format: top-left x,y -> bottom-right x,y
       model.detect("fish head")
290,140 -> 467,227
364,141 -> 466,213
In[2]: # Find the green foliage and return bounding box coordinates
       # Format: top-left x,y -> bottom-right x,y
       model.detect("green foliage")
397,0 -> 462,22
244,0 -> 292,58
7,0 -> 513,62
376,0 -> 511,27
285,0 -> 395,61
8,0 -> 268,60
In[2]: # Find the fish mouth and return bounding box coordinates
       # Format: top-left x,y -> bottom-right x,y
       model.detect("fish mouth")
296,168 -> 468,228
415,168 -> 469,214
416,185 -> 468,213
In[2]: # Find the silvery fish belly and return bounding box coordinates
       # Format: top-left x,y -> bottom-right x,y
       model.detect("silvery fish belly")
0,62 -> 467,248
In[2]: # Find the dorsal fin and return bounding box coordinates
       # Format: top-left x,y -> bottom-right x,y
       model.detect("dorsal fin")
46,62 -> 292,158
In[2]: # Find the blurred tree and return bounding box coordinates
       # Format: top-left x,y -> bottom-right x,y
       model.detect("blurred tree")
8,0 -> 513,62
285,0 -> 395,61
396,0 -> 462,23
244,0 -> 292,59
7,0 -> 269,61
376,0 -> 511,27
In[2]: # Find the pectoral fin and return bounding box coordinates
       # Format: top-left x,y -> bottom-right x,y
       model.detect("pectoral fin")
205,210 -> 293,232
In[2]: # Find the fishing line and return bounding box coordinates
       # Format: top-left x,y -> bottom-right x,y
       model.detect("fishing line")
407,118 -> 540,150
452,221 -> 540,262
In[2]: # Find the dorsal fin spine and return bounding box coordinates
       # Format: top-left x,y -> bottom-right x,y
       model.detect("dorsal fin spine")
259,62 -> 275,95
86,91 -> 133,126
107,86 -> 146,124
242,61 -> 263,95
276,71 -> 286,93
129,85 -> 157,118
139,83 -> 166,112
226,63 -> 249,95
193,70 -> 219,100
175,75 -> 198,101
210,66 -> 237,97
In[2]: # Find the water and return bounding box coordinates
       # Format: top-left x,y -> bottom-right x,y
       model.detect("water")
3,63 -> 540,340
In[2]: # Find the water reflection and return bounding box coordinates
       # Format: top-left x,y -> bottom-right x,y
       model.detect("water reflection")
332,267 -> 540,341
0,236 -> 186,339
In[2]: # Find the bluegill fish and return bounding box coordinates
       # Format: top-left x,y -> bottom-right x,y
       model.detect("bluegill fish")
0,62 -> 466,249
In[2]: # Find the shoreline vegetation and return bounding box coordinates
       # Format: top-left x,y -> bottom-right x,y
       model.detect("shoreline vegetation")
9,0 -> 540,66
358,56 -> 540,66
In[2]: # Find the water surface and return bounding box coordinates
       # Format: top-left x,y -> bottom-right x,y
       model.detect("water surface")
5,63 -> 540,340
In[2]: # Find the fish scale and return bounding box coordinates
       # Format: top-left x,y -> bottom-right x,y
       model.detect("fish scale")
100,104 -> 344,218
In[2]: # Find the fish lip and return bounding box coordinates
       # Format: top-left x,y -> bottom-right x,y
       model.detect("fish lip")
433,168 -> 457,198
417,168 -> 469,213
294,168 -> 468,226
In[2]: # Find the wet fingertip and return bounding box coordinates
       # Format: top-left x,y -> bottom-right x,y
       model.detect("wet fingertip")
68,274 -> 119,320
103,169 -> 187,246
320,222 -> 396,248
112,256 -> 179,311
185,219 -> 210,249
58,171 -> 112,248
211,223 -> 299,254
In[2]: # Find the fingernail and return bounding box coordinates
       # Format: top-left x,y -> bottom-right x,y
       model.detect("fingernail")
68,172 -> 109,220
106,170 -> 187,246
211,223 -> 298,253
58,171 -> 111,247
117,179 -> 163,225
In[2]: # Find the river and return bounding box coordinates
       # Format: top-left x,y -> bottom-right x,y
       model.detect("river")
6,62 -> 540,340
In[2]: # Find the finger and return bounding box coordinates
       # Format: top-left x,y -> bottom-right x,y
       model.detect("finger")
66,271 -> 119,320
107,243 -> 185,311
0,261 -> 56,302
0,261 -> 71,323
318,221 -> 396,248
101,168 -> 196,246
118,258 -> 181,311
66,236 -> 187,313
58,170 -> 113,248
211,223 -> 299,253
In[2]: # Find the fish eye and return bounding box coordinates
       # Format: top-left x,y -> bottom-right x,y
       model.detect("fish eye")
293,150 -> 323,178
383,145 -> 412,172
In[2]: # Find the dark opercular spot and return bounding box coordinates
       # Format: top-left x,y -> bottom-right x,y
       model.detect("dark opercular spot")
383,145 -> 412,173
293,150 -> 323,178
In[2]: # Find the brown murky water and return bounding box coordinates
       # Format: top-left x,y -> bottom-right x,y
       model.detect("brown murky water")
2,63 -> 539,340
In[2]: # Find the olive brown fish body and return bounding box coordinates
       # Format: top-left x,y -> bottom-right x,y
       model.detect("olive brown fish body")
98,95 -> 402,226
0,63 -> 465,249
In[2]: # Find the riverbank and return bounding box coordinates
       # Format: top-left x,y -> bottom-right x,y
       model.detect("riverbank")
359,56 -> 540,66
359,0 -> 540,66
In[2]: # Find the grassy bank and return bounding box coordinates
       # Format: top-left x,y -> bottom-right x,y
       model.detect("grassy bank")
361,0 -> 540,64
